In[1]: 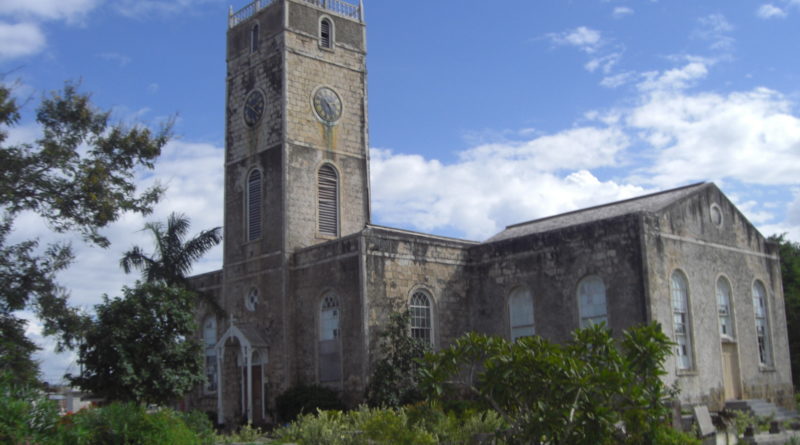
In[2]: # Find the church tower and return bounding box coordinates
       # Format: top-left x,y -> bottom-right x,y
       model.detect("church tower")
215,0 -> 368,423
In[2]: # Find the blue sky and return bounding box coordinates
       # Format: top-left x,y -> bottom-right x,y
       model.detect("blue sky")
2,0 -> 800,382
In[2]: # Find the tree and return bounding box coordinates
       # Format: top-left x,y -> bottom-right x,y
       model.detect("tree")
365,311 -> 429,407
768,234 -> 800,386
120,212 -> 221,288
0,81 -> 170,383
420,323 -> 690,445
69,282 -> 204,405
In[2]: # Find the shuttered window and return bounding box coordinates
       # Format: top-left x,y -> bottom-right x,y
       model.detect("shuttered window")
320,19 -> 332,48
318,164 -> 338,236
247,169 -> 262,241
251,23 -> 260,53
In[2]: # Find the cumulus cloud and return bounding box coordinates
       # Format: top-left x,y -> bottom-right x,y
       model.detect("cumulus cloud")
638,60 -> 709,92
613,7 -> 634,18
548,26 -> 603,54
757,4 -> 787,18
0,21 -> 46,59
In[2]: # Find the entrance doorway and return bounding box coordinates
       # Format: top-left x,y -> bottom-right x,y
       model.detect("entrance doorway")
721,342 -> 741,400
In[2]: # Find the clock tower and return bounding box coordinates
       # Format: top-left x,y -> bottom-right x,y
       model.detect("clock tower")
215,0 -> 369,422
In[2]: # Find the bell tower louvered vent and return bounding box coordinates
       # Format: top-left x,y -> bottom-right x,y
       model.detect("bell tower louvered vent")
320,18 -> 332,48
318,164 -> 338,236
247,169 -> 262,241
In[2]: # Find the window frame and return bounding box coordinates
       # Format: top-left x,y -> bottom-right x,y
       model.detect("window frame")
202,316 -> 218,393
716,275 -> 736,340
250,22 -> 260,53
246,168 -> 263,242
409,289 -> 434,346
577,275 -> 608,329
317,291 -> 342,384
752,279 -> 773,367
671,270 -> 694,372
317,163 -> 339,238
319,16 -> 334,50
508,286 -> 535,342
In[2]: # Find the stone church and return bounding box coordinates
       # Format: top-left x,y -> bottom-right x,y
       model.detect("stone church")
186,0 -> 793,426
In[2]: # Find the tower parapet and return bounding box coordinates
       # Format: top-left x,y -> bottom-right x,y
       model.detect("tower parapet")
229,0 -> 363,28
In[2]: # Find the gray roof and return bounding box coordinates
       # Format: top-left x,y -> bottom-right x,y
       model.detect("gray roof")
485,182 -> 709,243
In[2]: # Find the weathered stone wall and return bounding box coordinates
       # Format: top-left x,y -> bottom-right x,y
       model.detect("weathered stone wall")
645,185 -> 793,410
291,233 -> 365,406
469,214 -> 648,343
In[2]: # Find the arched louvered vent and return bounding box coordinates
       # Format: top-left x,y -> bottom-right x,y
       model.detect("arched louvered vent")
247,169 -> 262,241
318,164 -> 338,236
320,18 -> 332,48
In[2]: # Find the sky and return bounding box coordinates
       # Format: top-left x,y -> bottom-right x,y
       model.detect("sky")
1,0 -> 800,383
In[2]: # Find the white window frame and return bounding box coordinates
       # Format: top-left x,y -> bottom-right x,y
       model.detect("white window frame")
409,290 -> 433,346
716,276 -> 735,340
319,16 -> 334,49
577,275 -> 608,328
671,270 -> 694,371
752,280 -> 773,367
508,287 -> 534,342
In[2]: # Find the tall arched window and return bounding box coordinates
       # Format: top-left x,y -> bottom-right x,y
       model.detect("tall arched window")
203,316 -> 217,392
716,277 -> 734,338
577,275 -> 607,328
318,293 -> 341,383
410,291 -> 433,345
247,169 -> 262,241
671,270 -> 693,370
752,281 -> 772,366
509,287 -> 534,341
320,18 -> 332,48
250,23 -> 260,52
318,164 -> 339,236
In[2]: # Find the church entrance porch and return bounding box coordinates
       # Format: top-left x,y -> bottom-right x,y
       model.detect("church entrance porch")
215,323 -> 269,426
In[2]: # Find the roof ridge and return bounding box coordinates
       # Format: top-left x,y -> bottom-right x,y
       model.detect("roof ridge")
504,182 -> 708,230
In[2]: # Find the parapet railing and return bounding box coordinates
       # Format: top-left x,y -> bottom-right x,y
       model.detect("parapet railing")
229,0 -> 362,28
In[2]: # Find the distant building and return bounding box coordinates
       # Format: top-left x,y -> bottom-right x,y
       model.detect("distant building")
186,0 -> 793,425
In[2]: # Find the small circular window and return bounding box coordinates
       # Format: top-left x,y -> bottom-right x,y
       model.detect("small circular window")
710,203 -> 723,227
245,288 -> 259,312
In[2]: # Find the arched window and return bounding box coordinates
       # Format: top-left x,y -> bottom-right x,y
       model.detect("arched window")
410,291 -> 433,345
753,281 -> 772,366
320,18 -> 332,49
251,23 -> 260,53
247,169 -> 262,241
671,270 -> 693,370
203,316 -> 217,392
318,164 -> 338,236
508,287 -> 534,341
577,275 -> 607,328
716,277 -> 734,338
318,293 -> 341,383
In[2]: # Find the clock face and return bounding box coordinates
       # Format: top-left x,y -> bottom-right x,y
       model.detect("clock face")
313,87 -> 342,124
243,90 -> 265,127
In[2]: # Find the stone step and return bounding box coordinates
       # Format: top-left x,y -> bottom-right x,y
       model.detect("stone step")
725,399 -> 798,421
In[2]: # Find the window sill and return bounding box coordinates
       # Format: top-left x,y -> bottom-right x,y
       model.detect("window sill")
759,365 -> 776,373
676,369 -> 698,377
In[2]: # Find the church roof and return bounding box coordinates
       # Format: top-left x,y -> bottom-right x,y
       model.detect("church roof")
485,182 -> 709,243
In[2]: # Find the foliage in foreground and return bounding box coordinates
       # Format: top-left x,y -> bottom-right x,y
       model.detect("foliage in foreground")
0,372 -> 61,444
420,323 -> 699,445
770,234 -> 800,386
275,384 -> 345,423
274,404 -> 505,445
69,282 -> 204,405
364,311 -> 429,407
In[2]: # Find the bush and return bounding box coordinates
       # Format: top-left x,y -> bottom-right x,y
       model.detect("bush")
0,372 -> 61,445
57,402 -> 202,445
275,384 -> 345,422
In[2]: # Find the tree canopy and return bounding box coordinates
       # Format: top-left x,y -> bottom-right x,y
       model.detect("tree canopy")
0,81 -> 170,384
769,234 -> 800,386
69,282 -> 204,405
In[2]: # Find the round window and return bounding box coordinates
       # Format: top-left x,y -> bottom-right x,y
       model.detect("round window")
245,288 -> 259,311
710,203 -> 723,227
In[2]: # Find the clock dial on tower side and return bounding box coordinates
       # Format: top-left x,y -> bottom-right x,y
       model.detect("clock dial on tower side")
313,87 -> 342,125
243,89 -> 265,127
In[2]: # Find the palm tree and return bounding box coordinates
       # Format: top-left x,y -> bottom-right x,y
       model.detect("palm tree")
120,212 -> 222,287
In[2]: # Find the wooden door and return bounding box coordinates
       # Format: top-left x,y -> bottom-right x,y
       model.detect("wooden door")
721,343 -> 741,400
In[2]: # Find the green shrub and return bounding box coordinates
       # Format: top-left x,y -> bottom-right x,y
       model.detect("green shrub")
0,373 -> 61,445
179,410 -> 216,445
57,402 -> 202,445
651,424 -> 701,445
275,384 -> 345,422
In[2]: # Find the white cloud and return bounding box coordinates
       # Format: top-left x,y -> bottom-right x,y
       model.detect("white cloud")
549,26 -> 603,54
637,61 -> 709,92
613,7 -> 634,18
694,13 -> 735,51
757,4 -> 787,18
601,71 -> 636,88
585,52 -> 621,74
0,21 -> 46,60
0,0 -> 99,23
